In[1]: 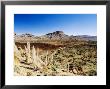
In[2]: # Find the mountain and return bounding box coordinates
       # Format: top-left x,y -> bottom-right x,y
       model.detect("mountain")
74,35 -> 97,41
21,33 -> 35,37
15,31 -> 97,41
42,31 -> 69,40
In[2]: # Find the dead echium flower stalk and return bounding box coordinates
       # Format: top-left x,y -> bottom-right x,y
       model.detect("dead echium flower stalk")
26,42 -> 32,63
14,43 -> 23,64
31,44 -> 46,70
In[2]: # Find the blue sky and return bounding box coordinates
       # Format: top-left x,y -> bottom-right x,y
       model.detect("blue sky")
14,14 -> 97,36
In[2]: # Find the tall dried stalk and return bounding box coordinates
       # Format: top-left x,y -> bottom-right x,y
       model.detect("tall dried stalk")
32,46 -> 36,63
32,46 -> 45,69
26,42 -> 32,63
14,43 -> 22,63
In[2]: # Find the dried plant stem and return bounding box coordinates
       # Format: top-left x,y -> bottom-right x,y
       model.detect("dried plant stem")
32,45 -> 36,63
14,43 -> 22,63
26,42 -> 32,63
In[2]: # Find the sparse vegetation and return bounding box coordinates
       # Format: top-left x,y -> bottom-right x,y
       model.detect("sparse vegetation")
14,35 -> 97,76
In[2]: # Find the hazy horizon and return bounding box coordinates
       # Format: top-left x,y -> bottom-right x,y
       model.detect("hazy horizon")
15,31 -> 97,37
14,14 -> 97,36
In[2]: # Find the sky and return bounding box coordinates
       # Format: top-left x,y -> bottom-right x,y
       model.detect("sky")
14,14 -> 97,36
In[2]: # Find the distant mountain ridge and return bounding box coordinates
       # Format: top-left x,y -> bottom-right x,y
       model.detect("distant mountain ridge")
15,31 -> 97,41
74,35 -> 97,41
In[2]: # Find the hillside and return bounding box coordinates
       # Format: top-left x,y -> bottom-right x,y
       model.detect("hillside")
15,31 -> 97,42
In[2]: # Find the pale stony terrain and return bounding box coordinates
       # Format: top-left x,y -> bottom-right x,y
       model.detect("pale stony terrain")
14,31 -> 97,76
